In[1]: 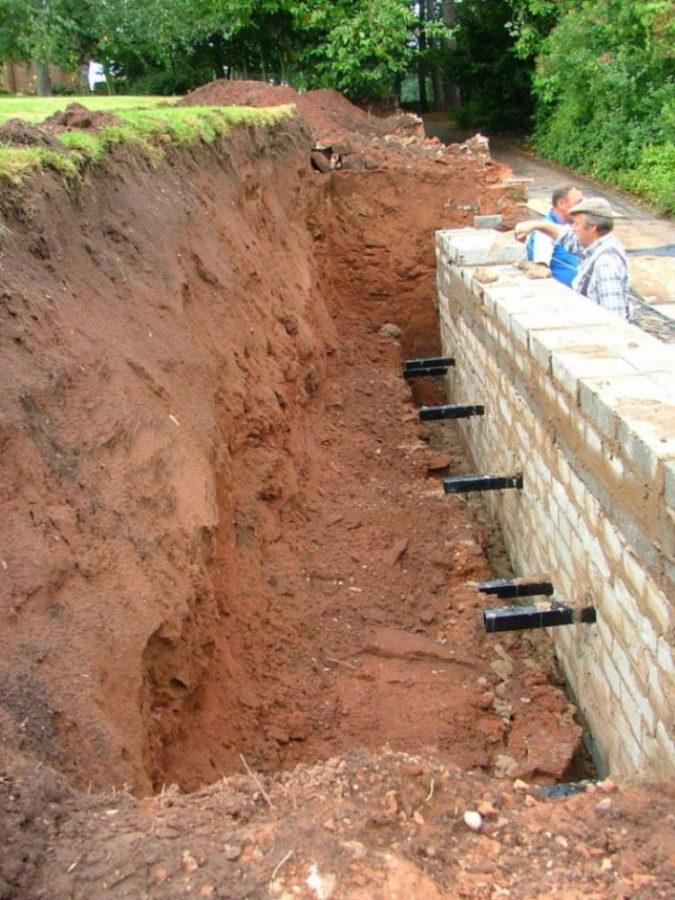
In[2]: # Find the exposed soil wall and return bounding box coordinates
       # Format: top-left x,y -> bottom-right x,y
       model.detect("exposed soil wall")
1,117 -> 332,790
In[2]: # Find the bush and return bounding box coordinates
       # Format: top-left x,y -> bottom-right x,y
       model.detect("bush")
531,1 -> 675,212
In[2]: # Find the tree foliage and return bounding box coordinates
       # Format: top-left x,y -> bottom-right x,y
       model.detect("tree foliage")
446,0 -> 536,131
525,0 -> 675,211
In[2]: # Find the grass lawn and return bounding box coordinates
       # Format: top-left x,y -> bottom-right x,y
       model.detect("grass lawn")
0,95 -> 179,125
0,103 -> 294,185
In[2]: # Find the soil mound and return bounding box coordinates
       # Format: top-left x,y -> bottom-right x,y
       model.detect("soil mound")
180,78 -> 299,109
43,102 -> 122,131
3,744 -> 674,898
181,78 -> 424,148
0,119 -> 60,148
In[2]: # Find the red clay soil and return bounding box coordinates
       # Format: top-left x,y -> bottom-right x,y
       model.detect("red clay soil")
0,86 -> 673,897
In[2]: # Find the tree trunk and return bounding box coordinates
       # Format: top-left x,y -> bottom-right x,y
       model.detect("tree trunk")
417,0 -> 428,112
78,60 -> 90,94
427,0 -> 442,109
441,0 -> 461,110
34,60 -> 52,96
103,63 -> 115,96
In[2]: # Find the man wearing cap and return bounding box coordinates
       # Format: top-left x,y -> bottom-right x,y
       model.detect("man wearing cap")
515,197 -> 630,320
526,185 -> 583,287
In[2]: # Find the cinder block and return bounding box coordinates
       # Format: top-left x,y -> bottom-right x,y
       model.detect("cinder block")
473,214 -> 503,229
436,228 -> 526,266
583,422 -> 603,457
622,549 -> 646,599
552,349 -> 637,402
615,341 -> 675,375
655,721 -> 675,770
580,373 -> 670,451
597,644 -> 622,702
642,580 -> 673,634
656,636 -> 675,676
585,533 -> 611,580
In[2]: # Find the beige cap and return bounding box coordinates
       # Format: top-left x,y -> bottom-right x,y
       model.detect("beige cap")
568,196 -> 619,217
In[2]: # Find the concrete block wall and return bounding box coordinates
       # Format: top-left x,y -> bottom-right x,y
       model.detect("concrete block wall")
436,227 -> 675,780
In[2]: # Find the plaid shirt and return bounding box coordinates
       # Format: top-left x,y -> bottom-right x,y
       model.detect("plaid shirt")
558,229 -> 630,319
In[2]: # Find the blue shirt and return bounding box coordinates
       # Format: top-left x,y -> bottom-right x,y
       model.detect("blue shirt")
526,209 -> 580,287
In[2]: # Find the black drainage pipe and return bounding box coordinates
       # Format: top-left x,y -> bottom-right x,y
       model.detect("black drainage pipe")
484,604 -> 596,633
538,782 -> 591,800
420,404 -> 485,421
443,474 -> 523,494
404,356 -> 456,371
404,366 -> 450,378
477,578 -> 554,599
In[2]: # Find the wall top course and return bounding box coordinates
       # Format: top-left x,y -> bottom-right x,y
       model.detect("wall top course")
579,373 -> 674,436
436,227 -> 525,266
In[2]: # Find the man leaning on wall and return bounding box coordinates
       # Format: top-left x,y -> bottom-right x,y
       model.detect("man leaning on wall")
526,185 -> 583,287
515,197 -> 631,320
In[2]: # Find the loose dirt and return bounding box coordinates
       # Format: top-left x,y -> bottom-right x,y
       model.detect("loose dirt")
0,84 -> 673,897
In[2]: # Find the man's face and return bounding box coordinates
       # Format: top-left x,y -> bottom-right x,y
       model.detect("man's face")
571,213 -> 598,247
557,188 -> 584,222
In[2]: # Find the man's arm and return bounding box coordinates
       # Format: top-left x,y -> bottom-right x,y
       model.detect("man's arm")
515,219 -> 565,242
529,230 -> 554,266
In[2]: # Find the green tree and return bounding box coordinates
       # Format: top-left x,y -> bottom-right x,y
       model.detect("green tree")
446,0 -> 536,130
0,0 -> 100,94
529,0 -> 675,210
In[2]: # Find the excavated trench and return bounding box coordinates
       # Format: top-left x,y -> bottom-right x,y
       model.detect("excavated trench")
0,114 -> 587,798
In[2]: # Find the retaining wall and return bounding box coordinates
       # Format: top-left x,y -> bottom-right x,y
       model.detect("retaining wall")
436,227 -> 675,780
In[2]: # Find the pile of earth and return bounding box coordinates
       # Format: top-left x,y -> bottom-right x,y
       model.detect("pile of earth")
43,102 -> 123,131
0,119 -> 61,148
180,79 -> 496,175
2,743 -> 674,898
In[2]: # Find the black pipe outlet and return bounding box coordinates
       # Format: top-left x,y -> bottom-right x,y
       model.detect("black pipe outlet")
477,578 -> 554,599
420,404 -> 485,421
404,356 -> 455,371
538,782 -> 590,800
443,474 -> 523,494
483,604 -> 596,633
403,366 -> 450,379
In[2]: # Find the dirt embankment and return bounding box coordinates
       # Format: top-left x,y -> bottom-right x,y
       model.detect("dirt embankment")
2,87 -> 673,897
0,97 -> 529,797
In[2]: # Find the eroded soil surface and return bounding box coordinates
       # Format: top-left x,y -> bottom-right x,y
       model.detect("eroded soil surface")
1,84 -> 673,897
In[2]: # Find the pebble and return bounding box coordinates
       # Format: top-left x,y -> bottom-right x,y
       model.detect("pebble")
341,840 -> 366,859
223,843 -> 242,861
182,851 -> 199,872
513,779 -> 529,793
379,322 -> 401,338
477,801 -> 496,817
464,810 -> 483,831
596,798 -> 613,813
152,867 -> 168,885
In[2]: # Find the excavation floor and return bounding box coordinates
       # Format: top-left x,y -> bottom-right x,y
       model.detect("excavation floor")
154,312 -> 583,791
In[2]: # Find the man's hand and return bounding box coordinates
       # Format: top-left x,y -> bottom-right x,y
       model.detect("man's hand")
517,261 -> 551,280
514,221 -> 533,243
